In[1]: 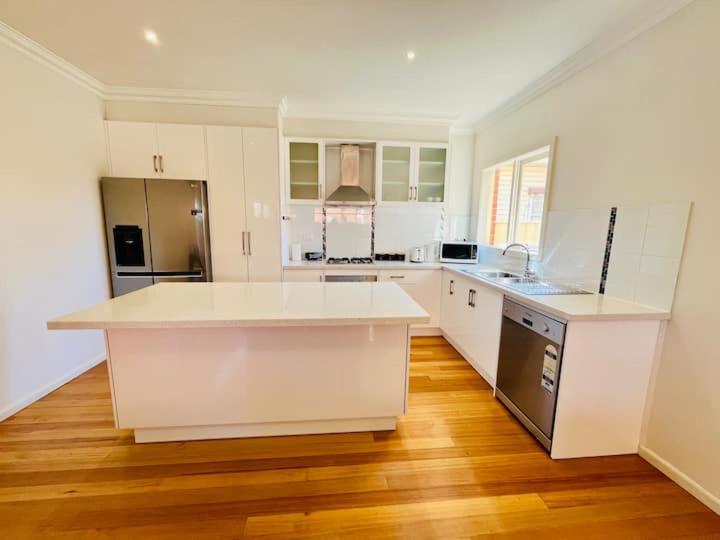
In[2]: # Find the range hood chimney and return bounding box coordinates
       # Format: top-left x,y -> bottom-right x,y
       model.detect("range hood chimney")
325,145 -> 375,206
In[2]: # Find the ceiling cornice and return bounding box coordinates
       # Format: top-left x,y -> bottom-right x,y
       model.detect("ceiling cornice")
472,0 -> 695,133
0,20 -> 104,95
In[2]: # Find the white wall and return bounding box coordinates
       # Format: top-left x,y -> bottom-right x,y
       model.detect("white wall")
0,41 -> 109,419
104,100 -> 278,127
472,0 -> 719,510
282,117 -> 449,142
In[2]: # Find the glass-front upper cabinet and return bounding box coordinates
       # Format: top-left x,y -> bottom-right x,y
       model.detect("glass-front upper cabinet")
287,140 -> 323,203
378,144 -> 413,203
416,145 -> 447,203
376,142 -> 447,205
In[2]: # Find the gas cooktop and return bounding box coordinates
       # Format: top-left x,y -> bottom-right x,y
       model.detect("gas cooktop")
326,257 -> 374,265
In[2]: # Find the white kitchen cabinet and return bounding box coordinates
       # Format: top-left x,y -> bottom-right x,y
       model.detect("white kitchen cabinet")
378,269 -> 441,330
206,125 -> 248,282
376,142 -> 447,205
106,121 -> 159,178
106,121 -> 207,180
156,123 -> 206,180
282,269 -> 324,282
243,127 -> 282,281
440,271 -> 503,385
206,126 -> 281,282
286,139 -> 324,204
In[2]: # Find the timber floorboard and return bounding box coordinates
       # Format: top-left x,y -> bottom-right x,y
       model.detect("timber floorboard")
0,336 -> 717,539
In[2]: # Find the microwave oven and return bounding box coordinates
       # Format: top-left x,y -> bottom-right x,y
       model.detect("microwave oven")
440,241 -> 479,263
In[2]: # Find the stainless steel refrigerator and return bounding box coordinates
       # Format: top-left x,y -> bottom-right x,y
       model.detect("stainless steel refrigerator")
101,177 -> 212,297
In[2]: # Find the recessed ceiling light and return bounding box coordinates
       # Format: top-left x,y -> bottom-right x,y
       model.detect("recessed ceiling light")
144,30 -> 159,45
406,50 -> 416,61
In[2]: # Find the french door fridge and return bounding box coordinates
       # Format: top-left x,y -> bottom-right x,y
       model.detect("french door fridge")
101,177 -> 212,297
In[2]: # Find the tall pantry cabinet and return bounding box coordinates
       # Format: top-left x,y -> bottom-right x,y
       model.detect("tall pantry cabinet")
206,126 -> 282,281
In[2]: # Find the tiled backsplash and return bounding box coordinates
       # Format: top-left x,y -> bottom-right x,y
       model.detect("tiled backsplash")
283,204 -> 449,260
605,202 -> 691,311
477,202 -> 691,311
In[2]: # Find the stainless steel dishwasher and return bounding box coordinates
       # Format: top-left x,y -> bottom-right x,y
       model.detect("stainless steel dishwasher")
495,298 -> 567,451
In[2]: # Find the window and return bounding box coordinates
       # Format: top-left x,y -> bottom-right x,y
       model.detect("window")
478,146 -> 551,253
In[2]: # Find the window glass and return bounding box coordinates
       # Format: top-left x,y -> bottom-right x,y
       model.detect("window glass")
514,155 -> 548,250
479,147 -> 550,253
483,162 -> 514,247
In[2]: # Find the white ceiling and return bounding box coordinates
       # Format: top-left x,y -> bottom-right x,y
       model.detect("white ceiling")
0,0 -> 676,124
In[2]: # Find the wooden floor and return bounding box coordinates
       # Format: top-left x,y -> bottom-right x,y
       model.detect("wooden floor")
1,337 -> 718,539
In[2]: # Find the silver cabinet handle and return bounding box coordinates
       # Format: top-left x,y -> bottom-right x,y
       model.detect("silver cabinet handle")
408,186 -> 412,201
449,279 -> 454,295
153,155 -> 158,172
468,289 -> 476,307
415,186 -> 418,200
247,231 -> 252,256
159,155 -> 164,173
241,231 -> 246,255
389,275 -> 405,279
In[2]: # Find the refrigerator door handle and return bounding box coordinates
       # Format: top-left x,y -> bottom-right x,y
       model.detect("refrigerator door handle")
247,231 -> 252,256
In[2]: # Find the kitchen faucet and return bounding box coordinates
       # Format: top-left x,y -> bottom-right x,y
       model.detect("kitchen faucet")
502,243 -> 533,277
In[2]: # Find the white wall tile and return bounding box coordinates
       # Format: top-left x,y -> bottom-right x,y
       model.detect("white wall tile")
613,206 -> 648,254
642,203 -> 691,258
605,250 -> 641,299
633,255 -> 681,309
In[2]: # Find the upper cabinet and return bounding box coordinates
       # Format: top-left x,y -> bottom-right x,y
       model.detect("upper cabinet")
416,145 -> 447,204
286,139 -> 324,203
106,121 -> 207,180
376,142 -> 447,205
378,143 -> 413,203
155,124 -> 207,180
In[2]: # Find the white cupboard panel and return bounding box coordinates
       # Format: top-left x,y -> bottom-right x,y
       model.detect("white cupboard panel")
107,121 -> 158,178
283,270 -> 324,282
156,123 -> 207,180
379,269 -> 441,328
243,128 -> 282,281
206,126 -> 248,282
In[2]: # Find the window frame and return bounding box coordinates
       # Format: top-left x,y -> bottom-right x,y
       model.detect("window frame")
476,140 -> 555,258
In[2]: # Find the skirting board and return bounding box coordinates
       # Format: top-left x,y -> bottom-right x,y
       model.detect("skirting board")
640,445 -> 720,515
0,352 -> 106,422
135,417 -> 397,443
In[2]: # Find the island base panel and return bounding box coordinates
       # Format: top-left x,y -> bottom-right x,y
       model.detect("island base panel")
105,324 -> 410,442
134,417 -> 396,443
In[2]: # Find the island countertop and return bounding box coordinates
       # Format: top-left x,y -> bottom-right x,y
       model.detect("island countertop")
47,282 -> 430,330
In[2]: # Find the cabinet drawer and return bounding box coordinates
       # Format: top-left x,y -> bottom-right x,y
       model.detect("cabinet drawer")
378,269 -> 435,284
283,270 -> 323,282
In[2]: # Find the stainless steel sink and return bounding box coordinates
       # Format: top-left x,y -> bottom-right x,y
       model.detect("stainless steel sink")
465,270 -> 519,279
501,278 -> 591,295
463,270 -> 591,295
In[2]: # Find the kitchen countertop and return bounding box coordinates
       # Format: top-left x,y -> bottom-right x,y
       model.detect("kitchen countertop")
442,264 -> 671,322
47,282 -> 430,330
282,261 -> 670,320
283,260 -> 443,270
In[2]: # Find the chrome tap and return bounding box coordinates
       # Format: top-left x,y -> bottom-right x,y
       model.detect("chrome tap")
502,243 -> 533,277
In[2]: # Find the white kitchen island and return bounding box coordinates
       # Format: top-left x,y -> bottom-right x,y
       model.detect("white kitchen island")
48,282 -> 429,443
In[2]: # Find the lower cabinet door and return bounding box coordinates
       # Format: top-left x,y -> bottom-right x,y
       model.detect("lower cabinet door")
466,285 -> 504,384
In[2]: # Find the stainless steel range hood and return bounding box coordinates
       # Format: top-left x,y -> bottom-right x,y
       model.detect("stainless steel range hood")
325,144 -> 376,206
